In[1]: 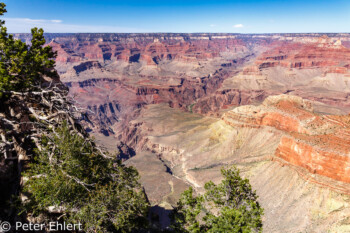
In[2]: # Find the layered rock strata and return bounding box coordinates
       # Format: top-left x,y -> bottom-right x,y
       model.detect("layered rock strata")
223,95 -> 350,190
120,97 -> 350,232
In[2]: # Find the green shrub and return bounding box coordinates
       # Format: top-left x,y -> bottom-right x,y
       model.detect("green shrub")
171,167 -> 263,233
21,122 -> 149,232
0,3 -> 57,96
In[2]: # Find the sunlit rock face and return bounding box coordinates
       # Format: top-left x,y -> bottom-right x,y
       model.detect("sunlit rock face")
223,95 -> 350,186
120,97 -> 350,232
35,33 -> 350,135
255,36 -> 350,70
14,33 -> 350,232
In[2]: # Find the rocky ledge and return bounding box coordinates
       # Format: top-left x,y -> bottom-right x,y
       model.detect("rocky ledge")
223,94 -> 350,192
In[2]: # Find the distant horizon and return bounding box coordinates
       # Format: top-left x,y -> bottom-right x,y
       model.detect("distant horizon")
10,32 -> 350,35
4,0 -> 350,34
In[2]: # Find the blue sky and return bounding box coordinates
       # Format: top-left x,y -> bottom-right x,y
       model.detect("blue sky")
2,0 -> 350,33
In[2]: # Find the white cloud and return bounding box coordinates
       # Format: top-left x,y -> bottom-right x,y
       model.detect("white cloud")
51,20 -> 63,23
5,18 -> 62,24
209,24 -> 216,27
233,24 -> 244,28
3,17 -> 146,33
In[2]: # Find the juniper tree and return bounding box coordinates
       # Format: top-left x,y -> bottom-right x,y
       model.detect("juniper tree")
171,167 -> 263,233
0,3 -> 57,96
21,122 -> 149,233
0,3 -> 150,232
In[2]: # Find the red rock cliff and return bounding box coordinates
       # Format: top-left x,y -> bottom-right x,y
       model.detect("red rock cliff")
223,95 -> 350,187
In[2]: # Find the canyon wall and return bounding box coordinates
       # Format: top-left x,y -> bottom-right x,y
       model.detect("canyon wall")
223,95 -> 350,190
120,97 -> 350,232
13,33 -> 350,232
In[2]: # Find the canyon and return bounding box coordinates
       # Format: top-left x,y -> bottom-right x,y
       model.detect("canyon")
15,33 -> 350,232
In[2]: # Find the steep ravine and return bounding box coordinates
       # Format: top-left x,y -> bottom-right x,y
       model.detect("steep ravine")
66,67 -> 239,135
119,98 -> 350,232
15,33 -> 350,232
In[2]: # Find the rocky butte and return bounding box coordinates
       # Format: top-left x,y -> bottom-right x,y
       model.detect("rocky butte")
14,33 -> 350,232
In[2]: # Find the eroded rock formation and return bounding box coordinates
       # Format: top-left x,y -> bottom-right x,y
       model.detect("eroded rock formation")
223,95 -> 350,189
119,96 -> 350,232
13,33 -> 350,232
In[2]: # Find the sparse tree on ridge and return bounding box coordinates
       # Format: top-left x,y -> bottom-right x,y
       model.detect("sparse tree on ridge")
21,121 -> 149,232
0,3 -> 150,232
0,2 -> 57,97
171,167 -> 263,233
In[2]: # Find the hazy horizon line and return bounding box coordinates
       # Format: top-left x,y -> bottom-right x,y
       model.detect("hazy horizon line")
10,32 -> 350,34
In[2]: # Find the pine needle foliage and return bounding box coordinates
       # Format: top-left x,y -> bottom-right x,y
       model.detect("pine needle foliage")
0,3 -> 57,96
21,122 -> 149,232
0,3 -> 149,232
171,167 -> 263,233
